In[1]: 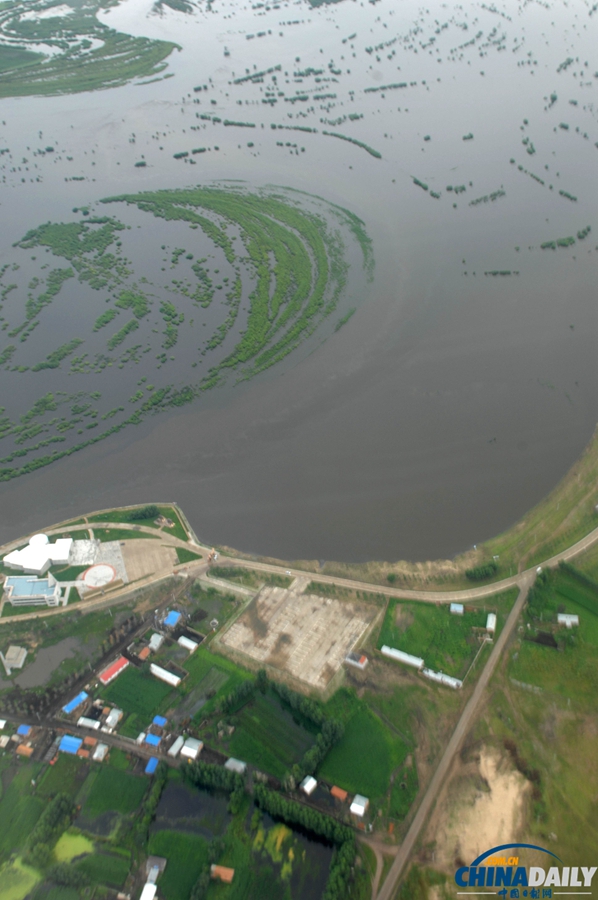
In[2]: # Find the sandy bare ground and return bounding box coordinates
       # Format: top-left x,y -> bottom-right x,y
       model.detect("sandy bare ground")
431,746 -> 529,869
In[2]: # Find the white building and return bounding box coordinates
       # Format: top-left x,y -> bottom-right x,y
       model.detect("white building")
450,603 -> 464,616
3,573 -> 62,607
300,775 -> 317,796
350,794 -> 369,817
0,645 -> 28,676
224,757 -> 247,775
381,646 -> 424,670
3,534 -> 72,576
422,668 -> 463,690
486,613 -> 497,635
180,738 -> 203,761
557,613 -> 579,629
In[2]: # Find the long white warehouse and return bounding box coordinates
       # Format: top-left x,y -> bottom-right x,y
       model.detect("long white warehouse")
422,668 -> 462,690
150,664 -> 181,687
381,645 -> 424,670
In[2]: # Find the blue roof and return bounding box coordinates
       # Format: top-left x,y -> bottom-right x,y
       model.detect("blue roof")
62,691 -> 89,715
145,733 -> 161,747
5,576 -> 56,598
17,724 -> 31,736
145,757 -> 159,775
59,735 -> 83,755
153,715 -> 167,728
164,611 -> 181,627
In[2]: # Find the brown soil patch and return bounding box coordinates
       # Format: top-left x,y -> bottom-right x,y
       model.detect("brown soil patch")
429,746 -> 529,869
121,540 -> 177,581
394,607 -> 414,632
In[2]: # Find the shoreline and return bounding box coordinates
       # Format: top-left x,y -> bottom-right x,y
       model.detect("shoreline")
2,419 -> 598,600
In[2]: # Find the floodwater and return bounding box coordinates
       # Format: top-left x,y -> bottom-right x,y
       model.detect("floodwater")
153,782 -> 332,898
0,0 -> 596,563
14,636 -> 81,687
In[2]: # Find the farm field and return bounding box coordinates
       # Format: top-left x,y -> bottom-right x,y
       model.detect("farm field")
0,762 -> 45,863
73,850 -> 131,888
319,689 -> 409,803
181,644 -> 252,720
37,753 -> 88,799
147,830 -> 209,900
81,766 -> 148,818
223,690 -> 316,779
379,600 -> 487,678
102,664 -> 176,718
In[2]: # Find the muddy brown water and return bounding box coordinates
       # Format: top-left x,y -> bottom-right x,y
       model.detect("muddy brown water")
0,0 -> 596,564
14,636 -> 83,688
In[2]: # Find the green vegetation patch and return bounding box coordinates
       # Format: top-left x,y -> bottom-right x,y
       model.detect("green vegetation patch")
509,566 -> 598,702
0,858 -> 40,900
103,664 -> 175,717
0,1 -> 178,99
81,766 -> 148,818
38,754 -> 88,800
1,188 -> 372,484
319,689 -> 408,801
74,850 -> 130,887
379,600 -> 487,677
53,831 -> 93,863
225,690 -> 316,778
147,830 -> 209,900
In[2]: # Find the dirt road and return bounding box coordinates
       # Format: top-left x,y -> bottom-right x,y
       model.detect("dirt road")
374,571 -> 534,900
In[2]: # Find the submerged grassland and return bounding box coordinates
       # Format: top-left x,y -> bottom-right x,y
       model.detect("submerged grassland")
0,0 -> 178,98
0,185 -> 372,483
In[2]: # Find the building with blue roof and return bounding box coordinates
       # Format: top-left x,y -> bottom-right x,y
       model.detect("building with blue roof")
17,724 -> 31,737
145,733 -> 161,747
164,610 -> 181,628
59,735 -> 83,755
153,715 -> 167,728
4,574 -> 61,608
145,757 -> 159,775
62,691 -> 89,715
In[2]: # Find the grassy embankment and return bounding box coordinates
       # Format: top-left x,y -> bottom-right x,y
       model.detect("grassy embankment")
221,425 -> 598,592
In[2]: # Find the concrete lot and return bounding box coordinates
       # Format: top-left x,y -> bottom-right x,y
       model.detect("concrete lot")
121,540 -> 178,582
220,585 -> 376,691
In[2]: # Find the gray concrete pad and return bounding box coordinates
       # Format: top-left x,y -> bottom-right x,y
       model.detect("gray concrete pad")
220,586 -> 376,691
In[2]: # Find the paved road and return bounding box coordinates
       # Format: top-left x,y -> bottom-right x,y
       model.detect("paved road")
374,571 -> 535,900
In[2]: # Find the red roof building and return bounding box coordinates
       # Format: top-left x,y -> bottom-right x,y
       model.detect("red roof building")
99,656 -> 129,685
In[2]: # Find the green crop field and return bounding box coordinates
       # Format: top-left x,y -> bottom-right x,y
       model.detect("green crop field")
379,600 -> 487,677
38,753 -> 88,799
103,665 -> 176,717
319,690 -> 408,801
225,690 -> 315,778
181,645 -> 252,718
82,766 -> 147,818
74,850 -> 131,887
0,762 -> 45,863
147,830 -> 209,900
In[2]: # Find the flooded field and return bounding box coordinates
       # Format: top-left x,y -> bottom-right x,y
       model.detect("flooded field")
0,0 -> 596,562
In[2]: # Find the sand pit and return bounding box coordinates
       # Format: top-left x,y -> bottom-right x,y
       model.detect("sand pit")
430,747 -> 529,867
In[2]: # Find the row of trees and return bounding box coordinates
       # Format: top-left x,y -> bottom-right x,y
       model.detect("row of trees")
23,793 -> 74,869
253,784 -> 355,900
465,560 -> 498,581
